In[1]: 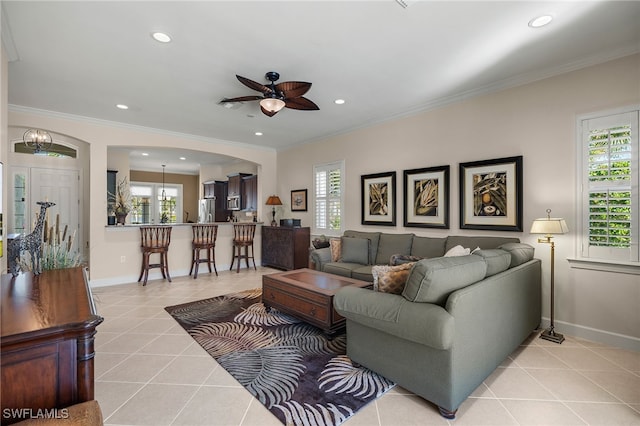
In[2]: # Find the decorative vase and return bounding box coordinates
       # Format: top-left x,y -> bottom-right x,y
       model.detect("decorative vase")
116,213 -> 127,225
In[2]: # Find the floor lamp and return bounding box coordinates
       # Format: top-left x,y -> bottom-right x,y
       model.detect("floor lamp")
265,195 -> 283,226
530,209 -> 569,344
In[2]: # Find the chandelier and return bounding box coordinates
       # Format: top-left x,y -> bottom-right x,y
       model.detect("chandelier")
23,129 -> 53,153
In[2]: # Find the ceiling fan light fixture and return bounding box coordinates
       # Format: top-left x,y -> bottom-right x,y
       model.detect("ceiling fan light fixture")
260,97 -> 286,113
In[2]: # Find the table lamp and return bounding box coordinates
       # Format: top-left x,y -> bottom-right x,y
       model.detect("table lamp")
530,209 -> 569,344
266,195 -> 283,226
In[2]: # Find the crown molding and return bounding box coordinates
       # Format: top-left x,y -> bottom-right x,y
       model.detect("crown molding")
8,105 -> 276,153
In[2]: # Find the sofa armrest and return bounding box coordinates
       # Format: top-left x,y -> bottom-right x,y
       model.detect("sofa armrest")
334,286 -> 454,350
310,246 -> 332,271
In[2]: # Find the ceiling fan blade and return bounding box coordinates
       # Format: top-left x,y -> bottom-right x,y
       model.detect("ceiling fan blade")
236,75 -> 272,95
285,97 -> 320,111
220,96 -> 262,103
275,81 -> 311,98
260,105 -> 279,117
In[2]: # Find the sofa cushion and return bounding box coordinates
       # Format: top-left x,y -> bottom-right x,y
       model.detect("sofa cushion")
402,255 -> 487,305
341,237 -> 370,265
499,242 -> 535,267
344,230 -> 381,264
372,262 -> 415,294
329,238 -> 341,262
473,249 -> 512,277
351,265 -> 373,282
445,236 -> 519,252
374,233 -> 414,265
323,262 -> 363,278
411,236 -> 447,259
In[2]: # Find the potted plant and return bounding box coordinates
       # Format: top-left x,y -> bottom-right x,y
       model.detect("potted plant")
108,177 -> 132,225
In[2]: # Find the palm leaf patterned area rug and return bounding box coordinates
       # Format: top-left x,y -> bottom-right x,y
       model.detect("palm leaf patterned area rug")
165,288 -> 395,426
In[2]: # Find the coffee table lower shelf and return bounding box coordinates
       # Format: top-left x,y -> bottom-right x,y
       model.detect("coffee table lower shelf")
262,268 -> 372,335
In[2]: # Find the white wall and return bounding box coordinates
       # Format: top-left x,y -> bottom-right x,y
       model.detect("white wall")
7,109 -> 278,284
278,54 -> 640,350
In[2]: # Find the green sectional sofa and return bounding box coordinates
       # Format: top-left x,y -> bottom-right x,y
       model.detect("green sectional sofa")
333,239 -> 542,419
309,229 -> 521,281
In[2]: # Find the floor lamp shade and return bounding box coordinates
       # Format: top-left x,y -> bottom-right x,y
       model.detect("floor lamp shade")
530,209 -> 568,344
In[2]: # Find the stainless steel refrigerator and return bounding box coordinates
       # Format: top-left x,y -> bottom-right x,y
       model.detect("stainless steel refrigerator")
198,198 -> 216,223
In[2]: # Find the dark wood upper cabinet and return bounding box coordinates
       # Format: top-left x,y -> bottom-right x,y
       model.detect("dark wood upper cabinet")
243,175 -> 258,211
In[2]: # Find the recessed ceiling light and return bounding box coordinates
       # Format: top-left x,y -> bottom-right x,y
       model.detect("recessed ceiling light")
116,104 -> 129,110
528,15 -> 553,28
141,152 -> 149,156
334,99 -> 345,105
151,32 -> 172,43
179,157 -> 186,160
255,132 -> 263,136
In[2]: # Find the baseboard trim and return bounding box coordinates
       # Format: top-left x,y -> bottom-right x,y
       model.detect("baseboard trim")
541,317 -> 640,351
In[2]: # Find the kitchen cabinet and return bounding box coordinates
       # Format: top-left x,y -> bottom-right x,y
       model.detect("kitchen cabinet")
227,173 -> 251,197
203,180 -> 216,199
262,226 -> 310,270
202,180 -> 228,222
243,175 -> 258,211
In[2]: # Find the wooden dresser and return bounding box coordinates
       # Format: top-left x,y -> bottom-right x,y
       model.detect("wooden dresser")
261,226 -> 311,270
1,267 -> 103,425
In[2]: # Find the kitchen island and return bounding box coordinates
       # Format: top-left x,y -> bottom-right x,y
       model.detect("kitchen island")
94,222 -> 264,287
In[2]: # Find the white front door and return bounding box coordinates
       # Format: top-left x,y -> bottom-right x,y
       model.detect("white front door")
29,168 -> 80,245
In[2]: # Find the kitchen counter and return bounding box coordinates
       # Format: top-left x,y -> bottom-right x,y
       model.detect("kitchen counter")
93,222 -> 265,287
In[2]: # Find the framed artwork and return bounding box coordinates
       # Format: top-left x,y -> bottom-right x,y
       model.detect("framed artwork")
459,156 -> 523,231
403,165 -> 449,228
290,189 -> 307,212
361,171 -> 396,226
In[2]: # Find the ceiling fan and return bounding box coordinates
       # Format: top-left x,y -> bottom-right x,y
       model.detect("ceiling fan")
220,71 -> 319,117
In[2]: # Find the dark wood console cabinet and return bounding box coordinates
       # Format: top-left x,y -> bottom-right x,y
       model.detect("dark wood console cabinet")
262,226 -> 311,270
1,267 -> 103,425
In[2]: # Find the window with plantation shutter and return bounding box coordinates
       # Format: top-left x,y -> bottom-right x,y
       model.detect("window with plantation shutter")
313,161 -> 344,235
578,109 -> 639,264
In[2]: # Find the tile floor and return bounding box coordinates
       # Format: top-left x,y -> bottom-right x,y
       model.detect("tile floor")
92,267 -> 640,426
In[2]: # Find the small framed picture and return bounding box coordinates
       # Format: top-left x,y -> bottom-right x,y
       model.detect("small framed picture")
459,156 -> 523,231
290,189 -> 307,212
361,171 -> 396,226
403,165 -> 449,228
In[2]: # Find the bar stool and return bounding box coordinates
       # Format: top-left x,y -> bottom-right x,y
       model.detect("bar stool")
190,224 -> 218,279
230,223 -> 257,273
138,225 -> 172,286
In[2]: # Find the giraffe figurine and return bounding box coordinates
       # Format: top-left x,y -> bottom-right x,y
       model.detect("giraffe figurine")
8,201 -> 56,277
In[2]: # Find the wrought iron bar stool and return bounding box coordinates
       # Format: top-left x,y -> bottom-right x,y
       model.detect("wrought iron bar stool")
189,224 -> 218,279
138,225 -> 172,286
230,223 -> 257,273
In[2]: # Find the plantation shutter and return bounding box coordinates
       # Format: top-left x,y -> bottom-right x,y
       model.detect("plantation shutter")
314,161 -> 343,234
581,111 -> 639,262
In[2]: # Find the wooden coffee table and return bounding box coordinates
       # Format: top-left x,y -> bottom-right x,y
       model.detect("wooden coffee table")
262,268 -> 371,335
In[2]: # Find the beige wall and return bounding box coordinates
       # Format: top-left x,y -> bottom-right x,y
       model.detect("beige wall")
130,170 -> 199,223
278,54 -> 640,350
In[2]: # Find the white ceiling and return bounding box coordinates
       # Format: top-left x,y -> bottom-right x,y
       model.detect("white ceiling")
3,1 -> 640,173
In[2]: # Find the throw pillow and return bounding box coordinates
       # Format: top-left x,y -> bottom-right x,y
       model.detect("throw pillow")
372,262 -> 416,294
390,253 -> 423,266
444,245 -> 470,257
329,238 -> 341,262
341,237 -> 370,265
